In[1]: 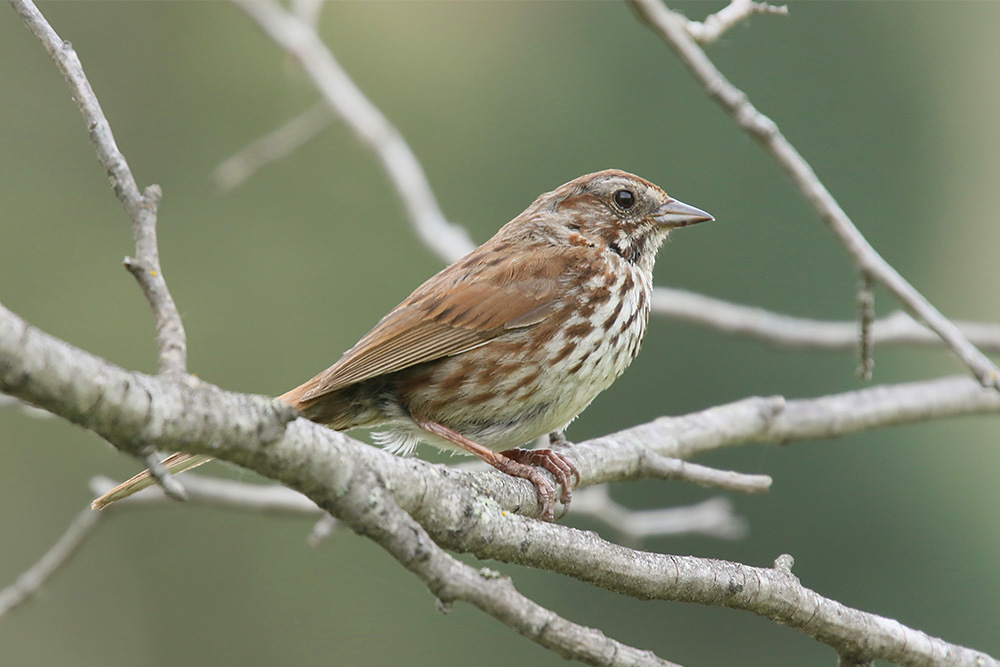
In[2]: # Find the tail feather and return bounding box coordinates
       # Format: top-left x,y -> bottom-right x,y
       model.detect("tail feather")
92,391 -> 302,510
91,452 -> 214,509
91,382 -> 364,510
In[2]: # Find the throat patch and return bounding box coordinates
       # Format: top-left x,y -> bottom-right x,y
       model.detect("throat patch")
609,240 -> 639,265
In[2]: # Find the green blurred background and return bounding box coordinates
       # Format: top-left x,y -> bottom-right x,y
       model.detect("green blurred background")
2,2 -> 998,665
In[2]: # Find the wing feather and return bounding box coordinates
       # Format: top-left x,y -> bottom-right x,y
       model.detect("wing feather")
293,245 -> 584,404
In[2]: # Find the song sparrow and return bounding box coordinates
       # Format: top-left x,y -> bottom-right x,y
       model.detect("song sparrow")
93,169 -> 712,520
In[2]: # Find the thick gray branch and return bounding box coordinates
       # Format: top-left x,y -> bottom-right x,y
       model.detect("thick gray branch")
1,301 -> 996,665
433,513 -> 995,667
330,466 -> 680,667
8,1 -> 997,663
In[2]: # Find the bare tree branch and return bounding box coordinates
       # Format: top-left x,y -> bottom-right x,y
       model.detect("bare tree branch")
0,507 -> 105,618
90,474 -> 320,515
653,286 -> 1000,352
9,0 -> 192,511
120,185 -> 186,375
641,454 -> 772,494
27,485 -> 680,665
433,516 -> 996,667
454,449 -> 771,495
290,0 -> 324,27
0,395 -> 53,418
629,0 -> 1000,391
3,300 -> 999,516
139,448 -> 188,503
6,1 -> 998,664
682,0 -> 788,45
213,102 -> 335,191
570,490 -> 749,543
90,469 -> 753,543
1,300 -> 997,665
9,0 -> 187,376
857,272 -> 876,379
220,0 -> 1000,368
231,0 -> 476,264
327,466 -> 683,667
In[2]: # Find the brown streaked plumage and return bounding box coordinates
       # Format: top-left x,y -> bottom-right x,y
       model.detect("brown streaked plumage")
92,170 -> 712,520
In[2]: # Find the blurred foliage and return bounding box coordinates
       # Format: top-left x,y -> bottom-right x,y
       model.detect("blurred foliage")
1,2 -> 998,665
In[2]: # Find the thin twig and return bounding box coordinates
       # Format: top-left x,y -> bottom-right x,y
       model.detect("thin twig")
90,474 -> 320,515
223,0 -> 1000,370
10,0 -> 187,507
141,449 -> 188,502
120,184 -> 186,375
629,0 -> 1000,391
0,507 -> 105,618
641,454 -> 772,494
90,467 -> 675,664
4,477 -> 314,622
653,283 -> 1000,352
213,102 -> 335,191
12,0 -> 187,375
683,0 -> 788,45
570,489 -> 749,543
232,0 -> 476,265
857,272 -> 876,379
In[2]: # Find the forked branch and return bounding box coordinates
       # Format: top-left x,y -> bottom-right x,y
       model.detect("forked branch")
1,301 -> 997,665
5,1 -> 998,665
10,0 -> 187,376
232,0 -> 475,265
629,0 -> 1000,391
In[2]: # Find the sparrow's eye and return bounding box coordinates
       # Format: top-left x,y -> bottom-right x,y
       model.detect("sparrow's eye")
613,189 -> 635,210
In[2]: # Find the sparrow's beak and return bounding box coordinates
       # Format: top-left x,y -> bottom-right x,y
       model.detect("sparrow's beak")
653,198 -> 714,229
